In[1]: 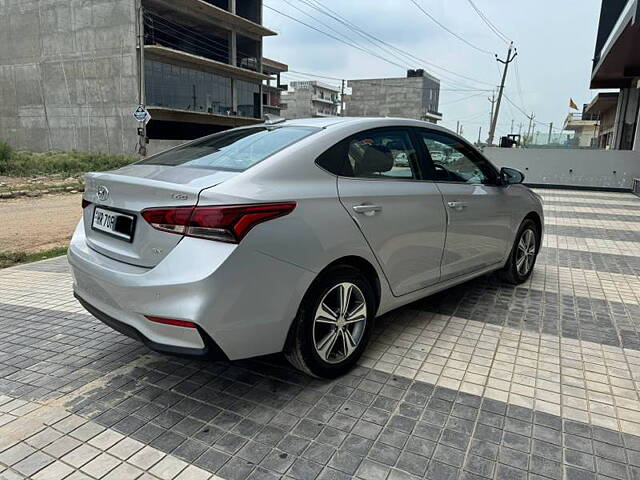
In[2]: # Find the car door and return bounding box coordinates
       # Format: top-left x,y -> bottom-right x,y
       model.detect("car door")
415,129 -> 512,281
329,127 -> 447,296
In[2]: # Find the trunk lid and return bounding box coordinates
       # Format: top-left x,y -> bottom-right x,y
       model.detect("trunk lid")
83,165 -> 238,267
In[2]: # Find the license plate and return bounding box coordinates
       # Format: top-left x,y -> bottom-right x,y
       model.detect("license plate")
92,207 -> 135,242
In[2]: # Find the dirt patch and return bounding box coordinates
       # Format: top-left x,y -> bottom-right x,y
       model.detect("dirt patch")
0,193 -> 82,252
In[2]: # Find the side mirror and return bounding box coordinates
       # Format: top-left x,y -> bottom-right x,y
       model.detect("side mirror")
500,167 -> 525,185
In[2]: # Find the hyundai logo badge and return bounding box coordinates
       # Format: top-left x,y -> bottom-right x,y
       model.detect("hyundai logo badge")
97,186 -> 109,202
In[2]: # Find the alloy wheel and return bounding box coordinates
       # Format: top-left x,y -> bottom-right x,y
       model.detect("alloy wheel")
312,282 -> 367,364
516,228 -> 537,276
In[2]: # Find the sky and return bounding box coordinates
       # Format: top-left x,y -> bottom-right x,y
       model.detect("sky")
262,0 -> 603,143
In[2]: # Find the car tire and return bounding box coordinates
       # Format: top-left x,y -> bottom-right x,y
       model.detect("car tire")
285,265 -> 376,378
499,218 -> 540,285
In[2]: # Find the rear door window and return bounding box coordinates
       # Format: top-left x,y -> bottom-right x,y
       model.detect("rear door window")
316,128 -> 421,180
138,126 -> 319,172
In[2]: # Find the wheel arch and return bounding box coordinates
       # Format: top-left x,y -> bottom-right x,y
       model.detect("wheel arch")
283,255 -> 382,353
321,255 -> 382,312
524,211 -> 543,251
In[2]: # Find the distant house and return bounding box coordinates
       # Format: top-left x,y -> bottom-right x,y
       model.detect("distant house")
281,81 -> 340,119
345,69 -> 442,123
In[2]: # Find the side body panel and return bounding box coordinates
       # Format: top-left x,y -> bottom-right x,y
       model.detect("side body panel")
337,178 -> 447,296
436,183 -> 512,280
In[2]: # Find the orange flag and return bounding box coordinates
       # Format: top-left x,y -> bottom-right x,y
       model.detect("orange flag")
569,98 -> 579,110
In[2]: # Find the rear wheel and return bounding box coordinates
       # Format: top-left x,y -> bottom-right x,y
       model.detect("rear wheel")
499,218 -> 539,284
285,265 -> 375,378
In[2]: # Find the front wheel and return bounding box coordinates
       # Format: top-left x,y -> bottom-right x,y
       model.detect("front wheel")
285,265 -> 375,378
499,218 -> 540,284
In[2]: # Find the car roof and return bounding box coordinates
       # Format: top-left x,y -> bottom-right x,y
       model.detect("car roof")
279,116 -> 455,135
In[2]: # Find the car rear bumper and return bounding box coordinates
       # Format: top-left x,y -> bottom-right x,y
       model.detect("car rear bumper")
68,220 -> 315,360
74,292 -> 228,359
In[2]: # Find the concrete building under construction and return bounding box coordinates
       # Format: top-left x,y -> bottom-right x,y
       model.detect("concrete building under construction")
0,0 -> 277,155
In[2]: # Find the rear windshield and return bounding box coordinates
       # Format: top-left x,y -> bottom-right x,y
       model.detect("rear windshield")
137,126 -> 319,172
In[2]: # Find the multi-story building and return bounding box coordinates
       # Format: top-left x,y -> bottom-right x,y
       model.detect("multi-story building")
262,58 -> 288,117
584,92 -> 619,149
345,70 -> 442,123
562,110 -> 600,148
282,81 -> 340,119
590,0 -> 640,150
0,0 -> 276,155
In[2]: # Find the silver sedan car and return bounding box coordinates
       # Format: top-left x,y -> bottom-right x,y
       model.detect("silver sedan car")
68,117 -> 543,378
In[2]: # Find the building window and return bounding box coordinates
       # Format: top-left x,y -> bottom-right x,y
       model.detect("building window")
237,80 -> 261,118
145,60 -> 232,115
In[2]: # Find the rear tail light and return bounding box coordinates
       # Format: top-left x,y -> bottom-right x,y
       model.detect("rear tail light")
141,202 -> 296,243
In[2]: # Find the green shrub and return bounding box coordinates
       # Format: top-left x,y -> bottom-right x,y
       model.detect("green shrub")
0,251 -> 26,269
0,141 -> 12,166
0,150 -> 136,177
0,247 -> 68,269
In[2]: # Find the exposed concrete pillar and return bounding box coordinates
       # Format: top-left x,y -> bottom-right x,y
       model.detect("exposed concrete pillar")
633,78 -> 640,152
612,89 -> 626,149
231,79 -> 238,113
230,31 -> 237,66
229,0 -> 236,14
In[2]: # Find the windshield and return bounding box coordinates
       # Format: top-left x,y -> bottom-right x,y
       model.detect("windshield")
138,126 -> 319,172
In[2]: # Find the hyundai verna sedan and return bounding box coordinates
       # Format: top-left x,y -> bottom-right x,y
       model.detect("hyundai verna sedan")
68,117 -> 543,378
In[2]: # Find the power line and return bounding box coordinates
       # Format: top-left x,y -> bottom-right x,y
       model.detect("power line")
280,0 -> 365,49
286,69 -> 343,81
465,0 -> 511,45
283,0 -> 496,89
439,92 -> 487,106
513,58 -> 528,113
502,93 -> 563,131
409,0 -> 494,55
264,4 -> 410,71
293,0 -> 425,75
304,0 -> 495,88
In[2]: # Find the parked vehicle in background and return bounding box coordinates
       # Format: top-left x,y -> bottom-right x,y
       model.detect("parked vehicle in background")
68,117 -> 543,378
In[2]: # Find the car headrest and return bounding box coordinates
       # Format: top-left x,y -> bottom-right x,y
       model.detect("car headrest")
354,144 -> 394,175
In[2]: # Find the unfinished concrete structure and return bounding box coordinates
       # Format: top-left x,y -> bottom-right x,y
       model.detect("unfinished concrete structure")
345,70 -> 442,123
0,0 -> 275,155
262,57 -> 288,117
281,81 -> 340,119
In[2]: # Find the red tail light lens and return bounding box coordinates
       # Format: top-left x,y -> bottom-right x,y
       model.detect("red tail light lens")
141,202 -> 296,243
145,316 -> 197,328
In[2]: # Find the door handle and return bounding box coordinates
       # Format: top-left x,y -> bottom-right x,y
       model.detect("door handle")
353,204 -> 383,216
447,201 -> 468,210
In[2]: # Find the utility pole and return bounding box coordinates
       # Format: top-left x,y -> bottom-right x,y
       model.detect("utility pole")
487,42 -> 517,146
487,91 -> 496,141
547,122 -> 553,144
511,119 -> 514,133
456,121 -> 460,135
526,113 -> 535,145
340,79 -> 345,116
477,126 -> 482,145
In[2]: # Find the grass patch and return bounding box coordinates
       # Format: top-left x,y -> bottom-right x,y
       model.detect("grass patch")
0,247 -> 68,269
0,142 -> 136,177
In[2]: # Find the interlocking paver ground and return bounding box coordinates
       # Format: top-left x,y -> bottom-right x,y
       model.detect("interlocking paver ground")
1,188 -> 640,479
